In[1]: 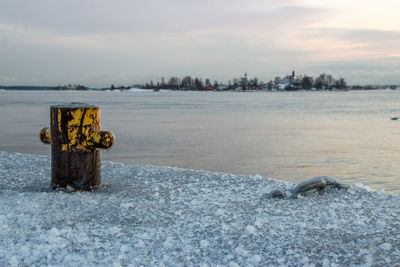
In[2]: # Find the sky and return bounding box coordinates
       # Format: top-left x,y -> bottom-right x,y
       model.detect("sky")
0,0 -> 399,87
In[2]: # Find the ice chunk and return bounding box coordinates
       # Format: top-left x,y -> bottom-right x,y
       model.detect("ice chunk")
200,240 -> 209,248
245,225 -> 257,235
8,256 -> 18,267
380,243 -> 392,251
235,246 -> 248,257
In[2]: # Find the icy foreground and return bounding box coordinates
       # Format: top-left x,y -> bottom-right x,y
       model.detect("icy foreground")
0,152 -> 399,266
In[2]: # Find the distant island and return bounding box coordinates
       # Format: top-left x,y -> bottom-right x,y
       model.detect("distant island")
0,84 -> 89,91
129,71 -> 398,92
1,72 -> 398,91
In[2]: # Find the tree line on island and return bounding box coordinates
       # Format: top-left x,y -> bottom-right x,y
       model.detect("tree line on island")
3,72 -> 398,91
126,72 -> 350,91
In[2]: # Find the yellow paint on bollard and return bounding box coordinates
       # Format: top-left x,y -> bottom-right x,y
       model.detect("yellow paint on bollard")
44,106 -> 114,152
62,107 -> 99,152
40,127 -> 51,144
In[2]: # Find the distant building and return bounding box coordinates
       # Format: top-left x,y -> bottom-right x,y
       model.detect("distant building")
241,72 -> 248,90
276,70 -> 302,91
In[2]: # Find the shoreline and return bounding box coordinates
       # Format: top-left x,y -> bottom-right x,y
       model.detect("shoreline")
1,86 -> 399,92
1,151 -> 399,265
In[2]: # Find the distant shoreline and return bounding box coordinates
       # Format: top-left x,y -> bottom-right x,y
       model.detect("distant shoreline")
1,85 -> 399,92
0,85 -> 90,91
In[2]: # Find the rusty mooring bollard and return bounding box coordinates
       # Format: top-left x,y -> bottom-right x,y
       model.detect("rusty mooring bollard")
40,103 -> 114,190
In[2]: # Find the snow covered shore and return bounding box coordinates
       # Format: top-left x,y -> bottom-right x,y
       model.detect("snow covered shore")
0,151 -> 399,266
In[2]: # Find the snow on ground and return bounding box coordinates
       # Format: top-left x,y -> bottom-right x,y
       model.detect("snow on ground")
0,151 -> 399,266
104,88 -> 173,92
125,88 -> 152,92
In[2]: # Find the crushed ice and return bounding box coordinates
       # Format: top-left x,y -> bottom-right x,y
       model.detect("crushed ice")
0,151 -> 399,266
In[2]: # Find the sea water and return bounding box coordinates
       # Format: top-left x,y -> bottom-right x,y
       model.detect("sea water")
1,89 -> 400,192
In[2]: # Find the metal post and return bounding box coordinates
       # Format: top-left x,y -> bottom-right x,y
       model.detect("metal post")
40,103 -> 114,190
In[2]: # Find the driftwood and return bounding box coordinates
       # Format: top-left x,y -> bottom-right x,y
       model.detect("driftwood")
262,176 -> 349,200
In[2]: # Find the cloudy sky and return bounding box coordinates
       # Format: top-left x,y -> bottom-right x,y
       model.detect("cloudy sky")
0,0 -> 399,87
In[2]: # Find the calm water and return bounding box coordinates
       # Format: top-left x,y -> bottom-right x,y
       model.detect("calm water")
1,90 -> 400,192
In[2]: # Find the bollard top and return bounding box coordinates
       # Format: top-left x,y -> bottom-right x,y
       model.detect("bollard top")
51,102 -> 98,109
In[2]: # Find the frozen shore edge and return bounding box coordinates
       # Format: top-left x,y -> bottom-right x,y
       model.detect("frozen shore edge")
0,151 -> 399,266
